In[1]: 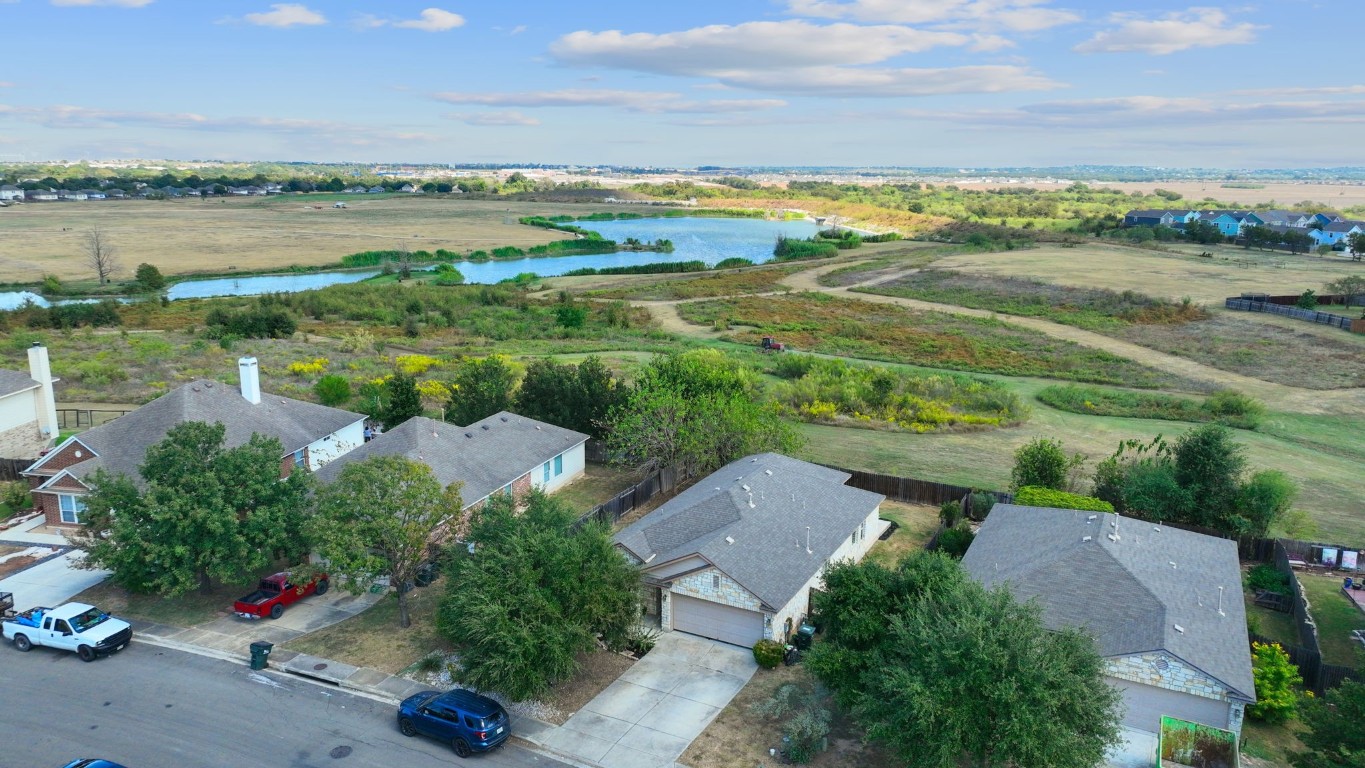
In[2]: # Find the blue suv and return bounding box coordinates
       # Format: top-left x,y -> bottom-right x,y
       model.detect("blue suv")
397,689 -> 510,758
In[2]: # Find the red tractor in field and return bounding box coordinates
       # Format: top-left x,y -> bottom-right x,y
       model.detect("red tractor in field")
760,336 -> 785,353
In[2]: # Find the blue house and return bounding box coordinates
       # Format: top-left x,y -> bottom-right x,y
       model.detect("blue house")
1310,221 -> 1363,248
1199,211 -> 1251,237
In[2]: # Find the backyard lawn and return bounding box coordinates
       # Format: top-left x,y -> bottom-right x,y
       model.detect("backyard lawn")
866,502 -> 939,567
549,462 -> 640,514
1297,573 -> 1365,667
1243,589 -> 1298,648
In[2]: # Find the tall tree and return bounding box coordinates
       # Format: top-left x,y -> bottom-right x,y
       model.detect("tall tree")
76,422 -> 313,596
1172,424 -> 1245,528
380,372 -> 423,429
134,262 -> 165,292
514,356 -> 622,438
446,355 -> 517,426
1325,275 -> 1365,310
310,456 -> 462,628
436,491 -> 640,700
1294,680 -> 1365,768
1010,437 -> 1081,491
83,226 -> 121,285
806,553 -> 1123,768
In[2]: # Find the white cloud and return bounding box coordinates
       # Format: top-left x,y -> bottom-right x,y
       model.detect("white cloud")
890,95 -> 1365,130
711,64 -> 1058,97
51,0 -> 153,6
0,103 -> 437,142
393,8 -> 464,32
432,89 -> 787,114
447,111 -> 540,127
1074,7 -> 1260,55
243,3 -> 326,28
0,82 -> 13,88
510,25 -> 527,35
785,0 -> 1080,32
551,21 -> 972,73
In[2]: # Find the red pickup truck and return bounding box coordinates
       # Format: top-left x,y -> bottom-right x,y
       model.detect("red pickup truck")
233,572 -> 329,620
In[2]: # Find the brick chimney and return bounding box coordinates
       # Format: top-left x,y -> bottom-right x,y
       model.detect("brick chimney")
27,342 -> 58,443
238,357 -> 261,405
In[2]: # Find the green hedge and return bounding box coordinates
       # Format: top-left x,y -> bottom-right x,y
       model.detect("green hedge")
1014,486 -> 1114,512
562,261 -> 707,276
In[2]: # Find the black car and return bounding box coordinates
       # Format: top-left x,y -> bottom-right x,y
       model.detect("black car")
397,689 -> 510,758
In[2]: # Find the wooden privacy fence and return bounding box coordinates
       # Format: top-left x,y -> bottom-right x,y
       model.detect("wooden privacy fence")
0,458 -> 33,482
1225,297 -> 1359,332
572,464 -> 684,530
820,465 -> 1014,509
1257,539 -> 1362,694
56,408 -> 130,431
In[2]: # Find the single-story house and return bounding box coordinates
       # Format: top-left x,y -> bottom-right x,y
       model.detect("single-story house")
0,343 -> 59,460
614,453 -> 886,648
23,357 -> 366,529
367,185 -> 386,194
0,185 -> 25,202
25,189 -> 57,202
315,412 -> 587,542
961,505 -> 1255,735
58,190 -> 87,201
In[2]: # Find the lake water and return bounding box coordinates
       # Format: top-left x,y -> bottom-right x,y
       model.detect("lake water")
2,216 -> 822,304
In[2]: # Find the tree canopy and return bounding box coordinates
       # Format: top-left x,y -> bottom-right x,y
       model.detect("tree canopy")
446,355 -> 517,426
310,455 -> 462,627
513,356 -> 623,439
77,421 -> 313,596
436,490 -> 640,700
1294,679 -> 1365,768
805,553 -> 1123,768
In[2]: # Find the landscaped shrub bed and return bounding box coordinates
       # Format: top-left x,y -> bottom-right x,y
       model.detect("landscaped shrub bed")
1035,385 -> 1264,429
862,270 -> 1208,331
765,356 -> 1026,433
1014,486 -> 1114,512
677,294 -> 1189,388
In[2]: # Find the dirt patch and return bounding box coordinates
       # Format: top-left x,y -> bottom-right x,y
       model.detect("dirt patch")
0,545 -> 58,579
538,650 -> 637,725
680,663 -> 891,768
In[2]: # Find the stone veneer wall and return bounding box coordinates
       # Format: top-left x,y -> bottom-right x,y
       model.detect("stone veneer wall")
0,421 -> 43,462
664,567 -> 767,638
1107,651 -> 1246,733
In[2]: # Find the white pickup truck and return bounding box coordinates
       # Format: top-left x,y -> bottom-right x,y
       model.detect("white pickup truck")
2,602 -> 133,662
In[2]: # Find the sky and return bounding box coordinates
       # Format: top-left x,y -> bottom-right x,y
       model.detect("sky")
1,0 -> 1362,168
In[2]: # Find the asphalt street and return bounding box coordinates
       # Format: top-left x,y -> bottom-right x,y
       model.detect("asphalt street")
0,640 -> 571,768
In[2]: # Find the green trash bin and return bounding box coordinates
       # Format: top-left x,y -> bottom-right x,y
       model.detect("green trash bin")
794,623 -> 816,650
249,641 -> 273,671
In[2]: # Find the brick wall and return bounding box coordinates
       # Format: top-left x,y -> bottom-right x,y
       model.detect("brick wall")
512,471 -> 532,496
26,440 -> 90,476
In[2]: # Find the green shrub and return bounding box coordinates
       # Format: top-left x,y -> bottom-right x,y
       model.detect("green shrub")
1011,438 -> 1079,491
774,236 -> 838,261
714,257 -> 754,269
1036,385 -> 1264,429
753,639 -> 784,669
1249,641 -> 1302,723
1245,563 -> 1288,595
562,261 -> 706,277
750,682 -> 832,764
313,374 -> 352,407
969,490 -> 996,520
939,500 -> 963,527
936,524 -> 975,559
1014,486 -> 1114,512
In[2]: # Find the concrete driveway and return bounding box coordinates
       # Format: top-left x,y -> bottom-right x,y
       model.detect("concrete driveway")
134,588 -> 385,655
539,632 -> 757,768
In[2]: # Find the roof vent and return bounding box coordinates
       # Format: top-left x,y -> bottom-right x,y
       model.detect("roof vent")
464,432 -> 472,438
1169,561 -> 1177,569
1107,534 -> 1119,542
1086,515 -> 1097,522
763,469 -> 772,476
500,416 -> 508,422
1082,536 -> 1092,542
481,424 -> 490,430
191,386 -> 200,392
1173,624 -> 1185,634
204,381 -> 213,388
741,484 -> 750,492
535,425 -> 541,430
1153,526 -> 1161,532
725,536 -> 735,544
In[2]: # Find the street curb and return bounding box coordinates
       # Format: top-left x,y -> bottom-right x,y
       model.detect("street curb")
509,735 -> 605,768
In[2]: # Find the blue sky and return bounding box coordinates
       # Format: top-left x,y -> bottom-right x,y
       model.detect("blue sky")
1,0 -> 1361,167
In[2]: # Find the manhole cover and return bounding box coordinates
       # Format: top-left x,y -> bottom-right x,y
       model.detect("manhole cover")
329,746 -> 352,759
314,663 -> 328,671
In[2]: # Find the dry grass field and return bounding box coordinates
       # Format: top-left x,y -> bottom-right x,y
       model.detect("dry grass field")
0,196 -> 648,282
933,241 -> 1365,305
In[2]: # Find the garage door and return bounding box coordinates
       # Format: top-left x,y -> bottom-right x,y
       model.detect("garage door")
1107,677 -> 1231,733
672,595 -> 764,647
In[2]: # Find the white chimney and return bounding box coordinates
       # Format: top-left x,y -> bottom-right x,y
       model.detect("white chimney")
27,343 -> 58,443
237,357 -> 261,405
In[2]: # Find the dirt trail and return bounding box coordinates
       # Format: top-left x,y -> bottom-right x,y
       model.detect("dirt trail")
626,259 -> 1365,416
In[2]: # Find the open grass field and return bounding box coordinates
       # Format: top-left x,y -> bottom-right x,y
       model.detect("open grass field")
790,362 -> 1365,545
678,293 -> 1194,389
0,197 -> 665,283
932,241 -> 1365,305
954,180 -> 1365,210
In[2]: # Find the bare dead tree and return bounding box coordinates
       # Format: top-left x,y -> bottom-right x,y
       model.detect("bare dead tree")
84,227 -> 121,285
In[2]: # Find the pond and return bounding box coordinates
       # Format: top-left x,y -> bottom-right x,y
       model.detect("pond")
0,215 -> 823,304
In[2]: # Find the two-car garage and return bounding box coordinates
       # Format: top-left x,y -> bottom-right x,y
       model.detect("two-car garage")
671,594 -> 765,647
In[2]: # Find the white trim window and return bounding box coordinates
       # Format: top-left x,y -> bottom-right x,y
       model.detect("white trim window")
554,453 -> 563,476
58,494 -> 86,525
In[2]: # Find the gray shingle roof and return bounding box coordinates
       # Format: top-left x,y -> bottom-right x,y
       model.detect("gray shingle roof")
615,453 -> 885,611
961,505 -> 1254,702
54,379 -> 363,484
0,368 -> 38,398
314,412 -> 587,505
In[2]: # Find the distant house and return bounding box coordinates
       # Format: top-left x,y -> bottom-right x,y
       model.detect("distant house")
58,190 -> 87,201
23,358 -> 366,529
962,505 -> 1255,736
399,183 -> 417,193
1311,221 -> 1364,247
25,189 -> 58,202
367,185 -> 386,194
81,189 -> 106,200
1199,211 -> 1251,237
0,344 -> 59,460
0,185 -> 25,202
1122,209 -> 1198,228
344,186 -> 367,194
105,189 -> 126,199
1312,212 -> 1345,226
614,453 -> 886,647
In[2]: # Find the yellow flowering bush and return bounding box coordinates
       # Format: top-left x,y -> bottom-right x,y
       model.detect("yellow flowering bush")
396,354 -> 440,376
287,357 -> 330,377
416,380 -> 452,402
